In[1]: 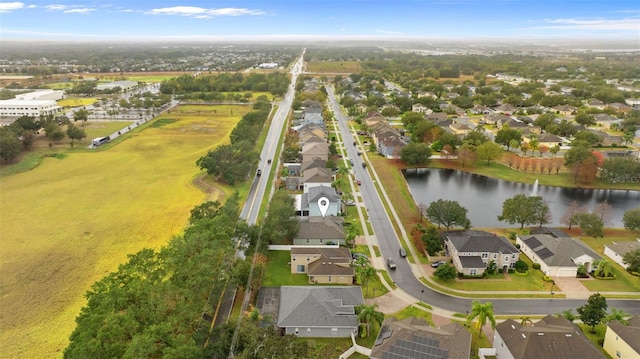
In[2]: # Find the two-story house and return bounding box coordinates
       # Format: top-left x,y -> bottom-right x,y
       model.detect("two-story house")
442,230 -> 519,275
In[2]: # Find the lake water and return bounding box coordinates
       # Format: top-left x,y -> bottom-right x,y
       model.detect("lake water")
403,168 -> 640,228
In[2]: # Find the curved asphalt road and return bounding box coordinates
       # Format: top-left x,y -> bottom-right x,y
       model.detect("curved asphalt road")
326,85 -> 640,316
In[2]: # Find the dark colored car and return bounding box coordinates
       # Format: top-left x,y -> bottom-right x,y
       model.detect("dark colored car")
399,248 -> 407,257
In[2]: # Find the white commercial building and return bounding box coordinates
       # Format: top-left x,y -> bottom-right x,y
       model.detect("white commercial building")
0,90 -> 64,118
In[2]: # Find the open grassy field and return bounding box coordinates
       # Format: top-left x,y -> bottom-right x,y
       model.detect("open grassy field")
57,97 -> 97,108
305,61 -> 362,73
0,104 -> 249,359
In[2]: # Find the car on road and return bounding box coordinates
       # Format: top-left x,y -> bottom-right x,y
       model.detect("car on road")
431,260 -> 447,268
387,258 -> 397,270
356,180 -> 362,185
349,159 -> 354,166
399,248 -> 407,257
256,169 -> 262,176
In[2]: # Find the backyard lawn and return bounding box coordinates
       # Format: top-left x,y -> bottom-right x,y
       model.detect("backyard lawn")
262,250 -> 310,286
0,104 -> 246,359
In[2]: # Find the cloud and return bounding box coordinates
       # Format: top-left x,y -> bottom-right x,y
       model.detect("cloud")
0,2 -> 24,12
64,8 -> 95,14
147,6 -> 264,18
539,17 -> 640,31
45,4 -> 68,11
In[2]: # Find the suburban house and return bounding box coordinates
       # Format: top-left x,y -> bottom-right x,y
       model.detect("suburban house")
426,112 -> 448,122
534,133 -> 563,148
494,103 -> 518,114
370,317 -> 471,359
604,240 -> 640,269
301,142 -> 329,162
290,246 -> 355,284
379,135 -> 406,159
586,98 -> 606,110
302,167 -> 334,192
483,113 -> 511,127
449,122 -> 472,136
590,130 -> 622,146
302,112 -> 324,126
517,233 -> 602,277
294,216 -> 345,245
593,113 -> 622,129
552,104 -> 577,115
442,230 -> 520,275
411,103 -> 432,114
603,316 -> 640,359
470,104 -> 493,115
607,102 -> 632,113
277,286 -> 363,338
494,315 -> 605,359
296,185 -> 341,217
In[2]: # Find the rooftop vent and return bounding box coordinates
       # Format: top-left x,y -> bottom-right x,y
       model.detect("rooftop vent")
537,333 -> 544,336
521,334 -> 526,339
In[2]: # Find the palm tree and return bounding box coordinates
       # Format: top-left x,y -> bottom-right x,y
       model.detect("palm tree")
561,309 -> 576,322
356,304 -> 384,338
360,265 -> 377,296
467,300 -> 496,338
520,316 -> 533,326
605,308 -> 630,325
593,259 -> 613,278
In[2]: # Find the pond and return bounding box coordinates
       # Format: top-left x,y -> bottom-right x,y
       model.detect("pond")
403,168 -> 640,228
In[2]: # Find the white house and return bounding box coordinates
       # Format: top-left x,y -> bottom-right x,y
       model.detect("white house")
604,240 -> 640,269
517,234 -> 602,277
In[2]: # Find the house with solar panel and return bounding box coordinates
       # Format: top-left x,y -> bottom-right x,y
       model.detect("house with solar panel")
370,317 -> 471,359
517,231 -> 601,277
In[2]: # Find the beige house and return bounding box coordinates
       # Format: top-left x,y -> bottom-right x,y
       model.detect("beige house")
517,233 -> 601,277
443,230 -> 519,276
290,246 -> 354,284
603,317 -> 640,359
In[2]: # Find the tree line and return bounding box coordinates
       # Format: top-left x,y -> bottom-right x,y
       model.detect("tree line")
160,72 -> 290,97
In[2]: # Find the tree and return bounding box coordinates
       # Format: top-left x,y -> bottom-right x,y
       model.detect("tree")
400,142 -> 432,165
476,141 -> 503,165
356,264 -> 377,297
605,308 -> 630,325
520,317 -> 533,326
73,108 -> 90,126
467,301 -> 496,338
574,212 -> 604,238
560,201 -> 587,230
66,123 -> 87,146
355,304 -> 384,338
561,309 -> 577,322
0,130 -> 21,162
577,293 -> 608,333
622,248 -> 640,273
534,200 -> 552,228
422,225 -> 443,256
514,259 -> 529,273
425,199 -> 470,231
592,200 -> 612,225
45,122 -> 65,142
623,208 -> 640,231
434,263 -> 456,281
593,259 -> 613,278
550,144 -> 560,158
498,194 -> 546,229
262,189 -> 299,245
600,157 -> 640,184
495,125 -> 522,151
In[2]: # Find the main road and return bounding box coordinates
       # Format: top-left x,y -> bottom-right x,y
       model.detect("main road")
326,85 -> 640,316
240,52 -> 305,226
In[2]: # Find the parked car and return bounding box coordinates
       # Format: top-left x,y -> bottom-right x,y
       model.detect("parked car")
352,252 -> 368,261
399,248 -> 407,257
387,258 -> 397,270
431,260 -> 447,268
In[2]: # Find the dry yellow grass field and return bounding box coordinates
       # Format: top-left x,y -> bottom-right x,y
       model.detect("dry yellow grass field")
0,104 -> 249,358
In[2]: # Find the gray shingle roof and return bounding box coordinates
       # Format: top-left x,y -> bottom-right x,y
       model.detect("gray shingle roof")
521,234 -> 601,267
459,256 -> 486,269
277,286 -> 363,328
444,230 -> 518,255
296,216 -> 344,240
496,315 -> 605,359
307,185 -> 340,203
605,240 -> 640,257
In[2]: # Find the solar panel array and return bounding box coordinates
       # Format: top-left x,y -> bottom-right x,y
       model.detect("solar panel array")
381,335 -> 448,359
536,248 -> 554,260
524,237 -> 543,249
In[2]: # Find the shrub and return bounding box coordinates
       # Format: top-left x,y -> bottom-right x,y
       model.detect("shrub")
515,243 -> 521,249
543,275 -> 553,282
508,268 -> 516,273
514,259 -> 528,273
532,263 -> 541,270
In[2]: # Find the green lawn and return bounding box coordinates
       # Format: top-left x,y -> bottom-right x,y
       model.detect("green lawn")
576,323 -> 612,358
580,264 -> 640,293
359,271 -> 389,298
391,305 -> 433,323
262,250 -> 309,286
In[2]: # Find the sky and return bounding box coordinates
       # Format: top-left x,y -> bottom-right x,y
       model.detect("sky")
0,0 -> 639,42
